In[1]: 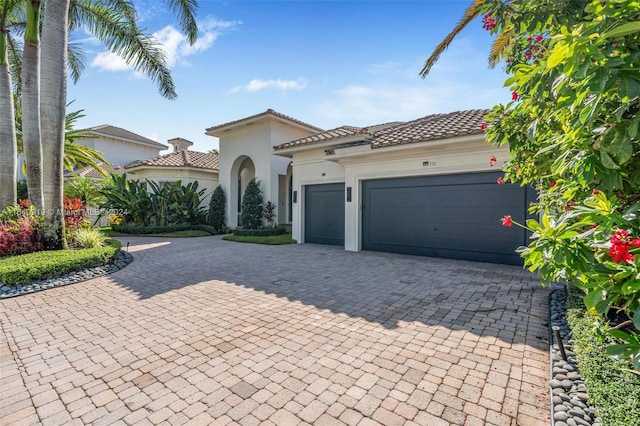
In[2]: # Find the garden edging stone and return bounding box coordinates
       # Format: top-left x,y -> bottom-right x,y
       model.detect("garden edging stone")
0,250 -> 133,299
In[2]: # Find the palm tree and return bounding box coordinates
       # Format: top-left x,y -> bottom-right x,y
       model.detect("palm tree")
21,0 -> 43,210
0,0 -> 19,208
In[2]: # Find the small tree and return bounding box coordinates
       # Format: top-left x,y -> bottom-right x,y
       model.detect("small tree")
263,201 -> 277,228
240,179 -> 263,229
208,185 -> 226,232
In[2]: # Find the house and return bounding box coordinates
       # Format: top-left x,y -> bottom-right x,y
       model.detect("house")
79,124 -> 169,165
207,109 -> 533,265
125,138 -> 219,205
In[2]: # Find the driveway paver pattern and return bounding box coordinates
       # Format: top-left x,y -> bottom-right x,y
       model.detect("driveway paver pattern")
1,236 -> 550,425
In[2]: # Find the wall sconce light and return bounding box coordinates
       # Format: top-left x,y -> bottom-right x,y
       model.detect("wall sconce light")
293,190 -> 297,203
346,187 -> 352,202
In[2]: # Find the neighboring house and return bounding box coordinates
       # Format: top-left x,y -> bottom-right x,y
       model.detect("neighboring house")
80,124 -> 168,165
207,108 -> 533,265
125,138 -> 220,205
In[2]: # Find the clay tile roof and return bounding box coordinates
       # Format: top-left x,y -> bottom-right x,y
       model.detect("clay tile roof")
273,121 -> 405,151
206,109 -> 324,134
371,109 -> 491,149
125,151 -> 219,171
88,125 -> 168,149
64,163 -> 126,179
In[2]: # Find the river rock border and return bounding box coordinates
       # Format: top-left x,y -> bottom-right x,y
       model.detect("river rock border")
0,250 -> 133,299
549,285 -> 601,426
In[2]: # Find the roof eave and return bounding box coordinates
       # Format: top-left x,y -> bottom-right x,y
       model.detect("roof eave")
206,113 -> 322,137
273,134 -> 373,157
87,130 -> 169,150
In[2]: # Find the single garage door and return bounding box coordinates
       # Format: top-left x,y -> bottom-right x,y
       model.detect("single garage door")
362,172 -> 533,265
305,183 -> 345,246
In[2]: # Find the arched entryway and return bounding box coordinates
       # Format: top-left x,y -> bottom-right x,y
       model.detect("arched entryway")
229,156 -> 256,227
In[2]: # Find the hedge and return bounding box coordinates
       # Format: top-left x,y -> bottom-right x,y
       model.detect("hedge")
113,224 -> 217,235
232,227 -> 287,237
566,286 -> 640,426
0,239 -> 122,285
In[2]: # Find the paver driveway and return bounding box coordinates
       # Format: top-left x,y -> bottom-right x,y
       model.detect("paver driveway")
1,236 -> 550,425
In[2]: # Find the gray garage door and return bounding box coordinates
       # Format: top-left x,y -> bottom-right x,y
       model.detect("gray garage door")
362,172 -> 533,265
305,183 -> 345,246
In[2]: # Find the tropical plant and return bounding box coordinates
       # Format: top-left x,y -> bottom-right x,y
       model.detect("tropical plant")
64,176 -> 105,207
207,185 -> 226,232
431,0 -> 640,366
240,179 -> 263,229
100,173 -> 152,225
69,227 -> 105,249
262,200 -> 277,228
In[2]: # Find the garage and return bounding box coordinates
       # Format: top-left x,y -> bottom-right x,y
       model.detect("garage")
361,172 -> 533,265
305,183 -> 345,246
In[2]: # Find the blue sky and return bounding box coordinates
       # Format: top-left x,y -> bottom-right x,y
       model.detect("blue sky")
67,1 -> 509,154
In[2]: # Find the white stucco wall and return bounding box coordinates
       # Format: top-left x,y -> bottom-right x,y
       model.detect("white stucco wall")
288,135 -> 510,251
126,167 -> 219,207
216,120 -> 315,228
80,137 -> 164,165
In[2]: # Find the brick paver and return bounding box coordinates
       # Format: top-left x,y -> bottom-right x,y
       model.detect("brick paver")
0,236 -> 550,424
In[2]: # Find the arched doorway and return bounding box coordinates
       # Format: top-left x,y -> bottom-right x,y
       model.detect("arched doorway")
229,156 -> 256,227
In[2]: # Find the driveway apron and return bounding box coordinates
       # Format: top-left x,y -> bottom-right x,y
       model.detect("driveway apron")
0,236 -> 550,425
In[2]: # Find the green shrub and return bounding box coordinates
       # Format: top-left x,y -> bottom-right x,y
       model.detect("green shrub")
223,233 -> 295,245
208,185 -> 226,232
566,286 -> 640,425
233,227 -> 287,237
0,239 -> 122,285
112,223 -> 217,235
70,228 -> 107,248
240,179 -> 263,229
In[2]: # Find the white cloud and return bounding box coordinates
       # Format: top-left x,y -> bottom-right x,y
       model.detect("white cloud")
90,17 -> 240,73
228,78 -> 309,94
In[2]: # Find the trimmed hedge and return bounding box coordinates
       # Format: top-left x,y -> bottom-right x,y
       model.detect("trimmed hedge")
232,227 -> 287,237
566,286 -> 640,426
113,224 -> 217,235
0,239 -> 122,285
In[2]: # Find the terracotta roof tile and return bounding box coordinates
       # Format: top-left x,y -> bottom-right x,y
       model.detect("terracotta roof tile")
88,125 -> 168,149
206,109 -> 324,134
273,121 -> 403,151
371,109 -> 490,149
125,150 -> 219,171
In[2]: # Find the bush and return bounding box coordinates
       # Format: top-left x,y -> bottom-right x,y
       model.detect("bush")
0,239 -> 122,285
263,201 -> 277,227
208,185 -> 226,232
233,227 -> 287,237
240,179 -> 263,229
566,286 -> 640,425
112,223 -> 217,235
0,203 -> 44,258
70,228 -> 106,249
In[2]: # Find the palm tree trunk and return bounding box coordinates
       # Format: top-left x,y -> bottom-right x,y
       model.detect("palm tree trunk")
41,0 -> 70,249
22,0 -> 44,211
0,30 -> 17,209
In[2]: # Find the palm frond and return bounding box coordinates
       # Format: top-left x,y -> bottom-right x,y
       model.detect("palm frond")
420,0 -> 485,78
67,33 -> 85,83
73,0 -> 176,99
63,143 -> 109,175
168,0 -> 198,45
489,28 -> 513,68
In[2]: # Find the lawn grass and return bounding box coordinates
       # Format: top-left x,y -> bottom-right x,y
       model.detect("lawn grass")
0,239 -> 122,285
222,233 -> 296,245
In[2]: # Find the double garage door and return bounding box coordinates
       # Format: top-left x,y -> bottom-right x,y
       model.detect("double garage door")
305,172 -> 533,265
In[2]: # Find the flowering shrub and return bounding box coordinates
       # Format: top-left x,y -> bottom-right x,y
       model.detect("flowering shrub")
63,195 -> 89,232
0,202 -> 44,258
478,0 -> 640,367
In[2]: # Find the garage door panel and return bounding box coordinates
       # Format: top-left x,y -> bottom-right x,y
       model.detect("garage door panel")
362,172 -> 532,265
305,183 -> 345,246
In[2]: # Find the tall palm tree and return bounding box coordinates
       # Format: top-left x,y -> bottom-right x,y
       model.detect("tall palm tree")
21,0 -> 43,210
0,0 -> 19,208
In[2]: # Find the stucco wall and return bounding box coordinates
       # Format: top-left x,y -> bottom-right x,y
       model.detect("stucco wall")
79,137 -> 164,165
288,136 -> 511,251
126,167 -> 219,207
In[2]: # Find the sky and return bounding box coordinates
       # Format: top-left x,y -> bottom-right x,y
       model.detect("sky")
67,0 -> 510,154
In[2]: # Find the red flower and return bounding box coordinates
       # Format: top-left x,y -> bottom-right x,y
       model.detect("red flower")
480,122 -> 488,131
525,52 -> 532,61
592,189 -> 600,195
632,239 -> 640,247
610,244 -> 634,264
535,34 -> 543,42
501,215 -> 513,227
489,155 -> 497,167
19,199 -> 29,209
550,181 -> 556,187
511,91 -> 519,101
610,230 -> 638,264
482,12 -> 496,31
497,177 -> 504,185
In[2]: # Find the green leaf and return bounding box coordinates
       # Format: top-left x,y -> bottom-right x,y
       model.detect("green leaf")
605,135 -> 633,165
635,308 -> 640,330
629,120 -> 639,139
606,344 -> 631,356
608,329 -> 632,341
600,150 -> 620,169
603,22 -> 640,38
619,74 -> 640,101
584,289 -> 607,315
622,280 -> 640,295
547,43 -> 569,69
